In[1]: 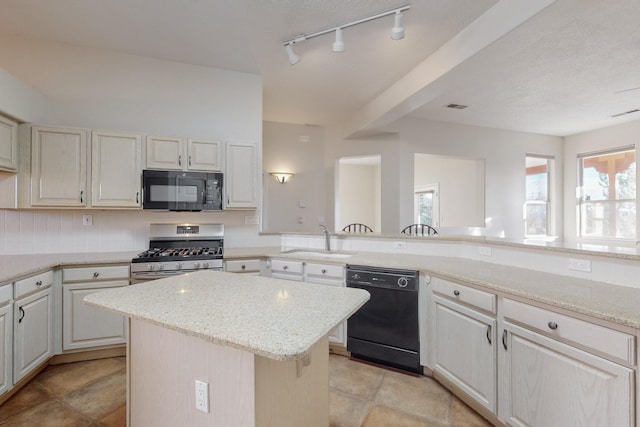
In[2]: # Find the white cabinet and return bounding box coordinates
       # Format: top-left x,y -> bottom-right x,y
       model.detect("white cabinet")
146,136 -> 222,172
225,259 -> 263,275
270,259 -> 304,281
0,115 -> 18,172
30,126 -> 88,207
304,262 -> 346,345
224,140 -> 257,209
62,265 -> 129,351
431,278 -> 496,413
91,130 -> 142,208
0,284 -> 13,397
499,298 -> 635,427
13,271 -> 53,384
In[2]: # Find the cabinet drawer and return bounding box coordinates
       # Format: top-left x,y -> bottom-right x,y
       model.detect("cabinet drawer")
432,278 -> 496,314
14,271 -> 53,299
225,259 -> 262,273
62,265 -> 130,282
305,263 -> 344,279
0,283 -> 12,306
270,259 -> 304,274
504,299 -> 635,364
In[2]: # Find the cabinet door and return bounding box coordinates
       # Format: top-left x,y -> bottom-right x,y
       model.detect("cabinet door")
433,296 -> 496,413
14,288 -> 52,383
225,140 -> 257,209
91,131 -> 142,207
146,136 -> 183,170
63,281 -> 128,351
0,115 -> 18,172
501,323 -> 634,427
0,303 -> 12,396
31,126 -> 87,207
187,139 -> 222,171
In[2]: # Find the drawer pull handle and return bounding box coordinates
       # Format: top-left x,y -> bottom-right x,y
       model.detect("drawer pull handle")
453,290 -> 460,296
189,155 -> 192,167
35,280 -> 43,287
321,269 -> 327,274
283,265 -> 288,270
19,307 -> 25,323
136,192 -> 139,204
178,155 -> 182,166
241,265 -> 246,270
486,325 -> 492,345
548,321 -> 558,330
93,272 -> 100,278
80,190 -> 84,203
502,329 -> 508,350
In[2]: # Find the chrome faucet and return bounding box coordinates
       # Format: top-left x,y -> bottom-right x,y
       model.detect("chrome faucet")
319,225 -> 331,252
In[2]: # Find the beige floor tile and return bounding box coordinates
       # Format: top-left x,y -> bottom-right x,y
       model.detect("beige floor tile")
374,370 -> 452,424
0,399 -> 93,427
0,381 -> 54,422
451,396 -> 492,427
98,404 -> 126,427
63,369 -> 126,420
329,389 -> 371,427
329,355 -> 385,400
37,358 -> 127,397
362,405 -> 444,427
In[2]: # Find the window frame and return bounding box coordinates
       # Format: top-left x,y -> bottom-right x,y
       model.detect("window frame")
524,154 -> 554,238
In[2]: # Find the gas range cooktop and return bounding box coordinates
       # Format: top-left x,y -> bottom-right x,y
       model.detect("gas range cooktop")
132,246 -> 223,263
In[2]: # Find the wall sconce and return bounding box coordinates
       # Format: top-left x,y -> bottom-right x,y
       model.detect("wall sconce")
270,172 -> 294,184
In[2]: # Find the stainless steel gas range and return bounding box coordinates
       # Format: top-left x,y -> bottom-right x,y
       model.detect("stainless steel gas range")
130,223 -> 224,284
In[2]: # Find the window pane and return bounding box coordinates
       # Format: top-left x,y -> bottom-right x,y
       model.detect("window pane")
417,192 -> 433,225
579,148 -> 636,239
525,156 -> 551,236
525,202 -> 548,235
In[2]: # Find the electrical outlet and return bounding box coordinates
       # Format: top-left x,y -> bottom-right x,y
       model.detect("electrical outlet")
478,246 -> 492,256
82,215 -> 92,226
195,380 -> 209,413
568,258 -> 591,273
393,241 -> 407,249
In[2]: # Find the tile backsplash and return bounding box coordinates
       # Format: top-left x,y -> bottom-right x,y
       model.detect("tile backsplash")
0,209 -> 271,255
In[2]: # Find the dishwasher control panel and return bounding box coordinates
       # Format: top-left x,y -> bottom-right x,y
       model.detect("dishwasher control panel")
345,264 -> 418,291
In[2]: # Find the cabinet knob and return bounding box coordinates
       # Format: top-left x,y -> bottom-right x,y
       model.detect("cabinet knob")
241,265 -> 246,270
321,269 -> 327,274
283,265 -> 288,270
547,321 -> 558,330
453,290 -> 460,296
35,280 -> 42,287
93,272 -> 100,278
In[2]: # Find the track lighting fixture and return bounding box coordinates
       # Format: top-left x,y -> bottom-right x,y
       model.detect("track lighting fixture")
332,28 -> 345,52
391,10 -> 405,40
283,4 -> 409,65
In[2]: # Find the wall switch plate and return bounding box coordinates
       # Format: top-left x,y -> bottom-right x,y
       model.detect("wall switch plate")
478,246 -> 492,256
298,201 -> 307,208
393,241 -> 407,249
195,380 -> 209,413
82,215 -> 92,226
568,258 -> 591,272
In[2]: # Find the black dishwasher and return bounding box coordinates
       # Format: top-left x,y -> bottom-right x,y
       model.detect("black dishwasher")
346,264 -> 421,374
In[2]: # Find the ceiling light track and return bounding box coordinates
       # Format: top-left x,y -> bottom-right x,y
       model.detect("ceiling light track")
283,4 -> 410,65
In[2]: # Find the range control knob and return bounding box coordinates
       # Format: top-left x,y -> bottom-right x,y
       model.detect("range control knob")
398,277 -> 409,288
193,262 -> 201,269
157,264 -> 164,270
203,262 -> 209,269
147,264 -> 155,271
176,263 -> 183,270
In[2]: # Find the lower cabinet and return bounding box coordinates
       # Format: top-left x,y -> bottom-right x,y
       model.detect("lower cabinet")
14,286 -> 52,384
62,265 -> 129,351
499,298 -> 635,427
304,262 -> 346,346
224,259 -> 263,275
269,259 -> 304,281
0,284 -> 13,397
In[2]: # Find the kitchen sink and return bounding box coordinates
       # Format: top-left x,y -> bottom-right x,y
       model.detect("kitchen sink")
282,250 -> 353,259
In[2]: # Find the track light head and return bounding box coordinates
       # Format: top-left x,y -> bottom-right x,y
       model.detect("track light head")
332,28 -> 345,52
285,43 -> 300,65
391,11 -> 405,40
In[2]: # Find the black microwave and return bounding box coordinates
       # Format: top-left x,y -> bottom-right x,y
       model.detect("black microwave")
142,170 -> 223,211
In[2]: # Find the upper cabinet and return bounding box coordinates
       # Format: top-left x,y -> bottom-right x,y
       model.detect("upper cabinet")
225,140 -> 257,209
0,115 -> 18,172
91,130 -> 142,208
31,126 -> 88,207
146,136 -> 222,172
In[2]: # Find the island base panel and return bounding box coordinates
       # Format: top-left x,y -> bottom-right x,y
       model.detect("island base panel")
129,319 -> 329,427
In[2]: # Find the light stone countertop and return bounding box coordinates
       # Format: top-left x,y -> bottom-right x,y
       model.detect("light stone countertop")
84,270 -> 370,361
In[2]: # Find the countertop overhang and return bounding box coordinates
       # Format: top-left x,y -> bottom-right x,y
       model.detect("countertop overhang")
84,269 -> 370,361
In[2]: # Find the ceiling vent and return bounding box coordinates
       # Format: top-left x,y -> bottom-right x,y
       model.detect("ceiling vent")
446,103 -> 468,110
611,109 -> 640,118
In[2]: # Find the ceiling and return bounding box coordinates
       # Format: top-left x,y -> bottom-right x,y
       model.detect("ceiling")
0,0 -> 639,137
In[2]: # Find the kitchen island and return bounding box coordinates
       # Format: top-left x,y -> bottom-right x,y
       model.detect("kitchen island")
84,270 -> 369,427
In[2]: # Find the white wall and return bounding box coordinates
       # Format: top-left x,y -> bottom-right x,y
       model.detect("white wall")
337,162 -> 380,232
563,119 -> 640,244
0,36 -> 266,254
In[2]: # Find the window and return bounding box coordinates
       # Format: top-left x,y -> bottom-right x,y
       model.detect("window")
525,155 -> 553,237
578,147 -> 636,240
414,184 -> 439,226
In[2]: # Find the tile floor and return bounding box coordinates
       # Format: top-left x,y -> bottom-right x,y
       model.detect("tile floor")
0,354 -> 491,426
